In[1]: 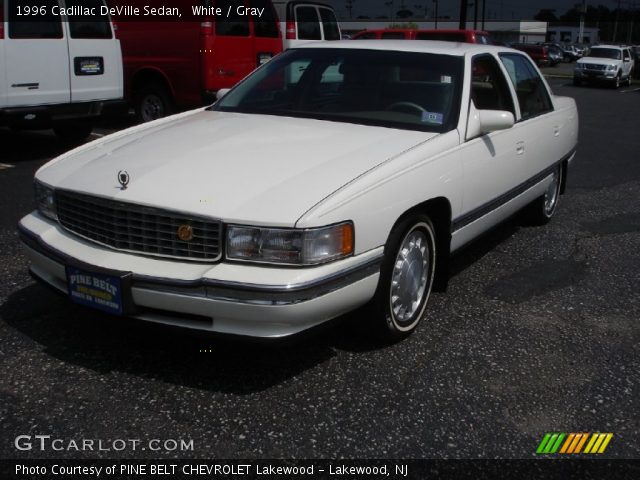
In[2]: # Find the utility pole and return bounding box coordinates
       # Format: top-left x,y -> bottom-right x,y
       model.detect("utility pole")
459,0 -> 467,29
613,0 -> 621,42
482,0 -> 486,30
474,0 -> 479,29
434,0 -> 439,28
578,0 -> 586,45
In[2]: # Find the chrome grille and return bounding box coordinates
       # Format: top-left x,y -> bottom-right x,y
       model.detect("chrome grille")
56,190 -> 222,262
584,63 -> 606,71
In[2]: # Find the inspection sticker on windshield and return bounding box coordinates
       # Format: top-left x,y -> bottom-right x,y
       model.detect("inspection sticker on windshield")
422,111 -> 444,124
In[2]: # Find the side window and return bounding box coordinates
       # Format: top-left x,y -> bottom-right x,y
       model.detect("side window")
251,0 -> 278,38
8,0 -> 62,39
499,53 -> 553,120
319,8 -> 339,40
296,6 -> 320,40
66,0 -> 112,39
623,49 -> 630,61
215,0 -> 249,36
470,55 -> 515,114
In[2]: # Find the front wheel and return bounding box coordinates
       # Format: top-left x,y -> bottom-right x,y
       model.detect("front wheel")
134,83 -> 173,123
368,215 -> 437,342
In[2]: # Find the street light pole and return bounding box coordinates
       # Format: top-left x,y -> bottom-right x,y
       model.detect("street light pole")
434,0 -> 439,28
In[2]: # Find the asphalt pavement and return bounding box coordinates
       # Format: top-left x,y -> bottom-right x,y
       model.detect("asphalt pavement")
1,80 -> 638,460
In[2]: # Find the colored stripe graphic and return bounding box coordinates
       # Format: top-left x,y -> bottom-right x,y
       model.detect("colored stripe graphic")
537,433 -> 613,454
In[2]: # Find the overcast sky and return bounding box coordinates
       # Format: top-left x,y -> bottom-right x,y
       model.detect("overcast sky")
323,0 -> 624,21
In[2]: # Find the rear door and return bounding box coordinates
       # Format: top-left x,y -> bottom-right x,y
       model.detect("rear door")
64,0 -> 123,102
206,0 -> 254,90
4,0 -> 70,107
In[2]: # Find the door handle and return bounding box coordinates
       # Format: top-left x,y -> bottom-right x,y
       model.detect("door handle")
553,125 -> 561,137
516,141 -> 525,155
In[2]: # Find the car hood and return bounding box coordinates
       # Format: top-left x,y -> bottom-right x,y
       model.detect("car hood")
38,110 -> 436,226
578,56 -> 619,65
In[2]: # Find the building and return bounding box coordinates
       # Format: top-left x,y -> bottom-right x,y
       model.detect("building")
547,26 -> 599,44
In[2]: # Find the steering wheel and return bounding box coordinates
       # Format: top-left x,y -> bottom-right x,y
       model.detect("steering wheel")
385,101 -> 428,115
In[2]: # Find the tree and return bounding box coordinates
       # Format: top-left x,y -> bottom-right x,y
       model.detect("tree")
534,8 -> 557,22
396,9 -> 414,18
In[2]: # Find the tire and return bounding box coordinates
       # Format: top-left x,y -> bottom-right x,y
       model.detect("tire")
53,121 -> 93,144
612,73 -> 621,89
134,82 -> 172,123
626,72 -> 633,86
573,77 -> 581,86
368,215 -> 437,342
527,165 -> 563,225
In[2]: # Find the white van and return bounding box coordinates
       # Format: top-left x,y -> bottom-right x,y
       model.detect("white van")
0,0 -> 124,142
272,0 -> 341,50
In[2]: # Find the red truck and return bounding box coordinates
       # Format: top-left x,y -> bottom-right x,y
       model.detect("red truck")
111,0 -> 340,122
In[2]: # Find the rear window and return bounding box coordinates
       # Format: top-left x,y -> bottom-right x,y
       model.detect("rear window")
319,7 -> 339,40
296,6 -> 320,40
66,0 -> 112,39
251,0 -> 278,38
216,0 -> 250,36
8,0 -> 62,39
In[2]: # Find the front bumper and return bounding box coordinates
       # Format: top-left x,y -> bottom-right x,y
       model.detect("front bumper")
574,69 -> 618,81
18,213 -> 382,338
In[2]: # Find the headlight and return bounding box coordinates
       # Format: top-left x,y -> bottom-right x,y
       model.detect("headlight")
226,222 -> 354,265
34,180 -> 57,221
607,64 -> 618,71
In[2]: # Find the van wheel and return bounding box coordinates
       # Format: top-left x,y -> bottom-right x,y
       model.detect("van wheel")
135,83 -> 172,123
527,164 -> 563,225
368,215 -> 436,343
53,121 -> 93,144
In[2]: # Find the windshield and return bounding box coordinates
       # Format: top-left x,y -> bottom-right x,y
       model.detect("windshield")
213,48 -> 464,133
588,48 -> 622,60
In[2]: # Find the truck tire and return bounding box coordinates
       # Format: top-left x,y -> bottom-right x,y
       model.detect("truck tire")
135,83 -> 173,123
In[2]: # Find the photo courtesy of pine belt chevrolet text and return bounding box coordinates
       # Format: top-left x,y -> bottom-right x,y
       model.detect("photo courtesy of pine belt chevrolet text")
18,41 -> 579,342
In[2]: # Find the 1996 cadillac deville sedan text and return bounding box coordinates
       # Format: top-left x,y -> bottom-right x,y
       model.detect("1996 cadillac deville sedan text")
19,41 -> 578,342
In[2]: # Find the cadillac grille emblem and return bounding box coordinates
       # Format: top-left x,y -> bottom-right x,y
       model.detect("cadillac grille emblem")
117,170 -> 130,190
177,224 -> 194,242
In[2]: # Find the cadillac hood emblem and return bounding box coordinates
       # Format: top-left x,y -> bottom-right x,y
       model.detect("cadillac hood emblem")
117,170 -> 130,190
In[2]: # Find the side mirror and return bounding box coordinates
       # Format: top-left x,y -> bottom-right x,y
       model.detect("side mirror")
216,88 -> 231,100
466,101 -> 515,140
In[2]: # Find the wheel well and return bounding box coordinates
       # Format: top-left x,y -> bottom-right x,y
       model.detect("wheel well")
393,197 -> 452,292
131,69 -> 173,101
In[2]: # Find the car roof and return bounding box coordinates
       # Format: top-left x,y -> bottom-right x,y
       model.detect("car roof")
592,44 -> 626,49
294,40 -> 513,56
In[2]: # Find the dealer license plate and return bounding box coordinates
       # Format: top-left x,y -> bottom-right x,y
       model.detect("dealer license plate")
66,266 -> 124,316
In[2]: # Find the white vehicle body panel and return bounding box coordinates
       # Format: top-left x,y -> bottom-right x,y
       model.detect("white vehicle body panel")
19,41 -> 579,338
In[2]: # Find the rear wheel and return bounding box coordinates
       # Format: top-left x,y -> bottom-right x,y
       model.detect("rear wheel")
527,165 -> 563,225
613,73 -> 621,89
368,215 -> 437,342
134,82 -> 173,123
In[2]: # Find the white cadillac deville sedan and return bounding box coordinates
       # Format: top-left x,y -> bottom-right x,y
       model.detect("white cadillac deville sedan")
19,41 -> 578,341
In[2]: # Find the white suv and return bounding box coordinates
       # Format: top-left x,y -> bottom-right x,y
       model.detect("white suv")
0,0 -> 125,142
574,45 -> 635,88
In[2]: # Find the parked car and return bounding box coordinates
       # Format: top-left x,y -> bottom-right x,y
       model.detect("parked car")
273,1 -> 341,49
0,0 -> 125,142
543,43 -> 564,65
510,43 -> 550,66
351,28 -> 492,44
19,42 -> 578,342
560,44 -> 581,62
574,44 -> 635,88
